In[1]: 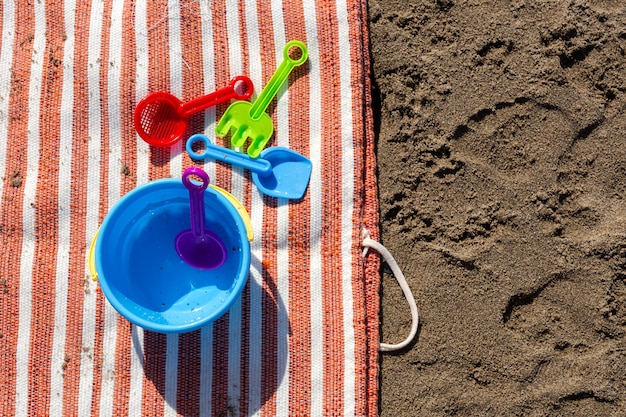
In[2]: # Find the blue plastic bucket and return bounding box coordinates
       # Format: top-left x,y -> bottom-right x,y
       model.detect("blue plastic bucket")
92,178 -> 251,333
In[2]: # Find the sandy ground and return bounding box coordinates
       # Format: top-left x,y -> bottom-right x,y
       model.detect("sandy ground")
369,1 -> 626,415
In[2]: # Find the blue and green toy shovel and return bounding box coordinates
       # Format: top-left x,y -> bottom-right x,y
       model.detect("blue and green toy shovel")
215,40 -> 308,158
187,134 -> 312,200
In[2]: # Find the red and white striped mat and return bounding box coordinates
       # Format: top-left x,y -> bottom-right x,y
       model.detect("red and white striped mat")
0,0 -> 380,415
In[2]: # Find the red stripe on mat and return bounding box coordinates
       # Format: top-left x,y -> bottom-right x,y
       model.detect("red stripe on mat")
287,211 -> 312,416
142,331 -> 167,416
141,1 -> 171,414
211,1 -> 233,191
288,180 -> 312,417
111,2 -> 141,413
315,2 -> 348,414
29,1 -> 65,415
211,314 -> 229,416
113,321 -> 133,416
261,197 -> 279,416
177,331 -> 202,416
358,2 -> 381,412
179,0 -> 205,171
174,3 -> 205,416
0,2 -> 34,415
91,291 -> 107,412
347,2 -> 375,414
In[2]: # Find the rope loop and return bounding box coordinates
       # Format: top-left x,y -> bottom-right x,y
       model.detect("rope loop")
362,229 -> 419,352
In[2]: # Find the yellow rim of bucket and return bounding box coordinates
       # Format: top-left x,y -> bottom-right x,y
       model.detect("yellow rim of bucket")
87,185 -> 254,281
88,228 -> 99,281
209,184 -> 254,242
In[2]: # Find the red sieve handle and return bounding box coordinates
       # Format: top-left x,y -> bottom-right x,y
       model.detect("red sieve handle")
180,75 -> 254,116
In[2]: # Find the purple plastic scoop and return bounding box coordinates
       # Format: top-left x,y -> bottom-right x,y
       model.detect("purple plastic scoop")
175,167 -> 227,270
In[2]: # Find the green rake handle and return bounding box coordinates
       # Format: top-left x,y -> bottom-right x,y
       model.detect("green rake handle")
249,40 -> 308,119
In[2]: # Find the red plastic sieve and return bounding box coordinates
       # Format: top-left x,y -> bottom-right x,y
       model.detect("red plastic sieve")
134,75 -> 254,147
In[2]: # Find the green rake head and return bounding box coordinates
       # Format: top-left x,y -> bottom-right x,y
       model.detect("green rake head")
215,101 -> 274,157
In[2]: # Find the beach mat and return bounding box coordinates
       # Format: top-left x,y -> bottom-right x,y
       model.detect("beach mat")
0,0 -> 380,415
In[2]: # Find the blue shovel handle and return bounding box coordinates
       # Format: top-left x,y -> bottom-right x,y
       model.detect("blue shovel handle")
186,134 -> 272,176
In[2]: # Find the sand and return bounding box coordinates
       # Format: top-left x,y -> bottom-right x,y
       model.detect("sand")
369,1 -> 626,415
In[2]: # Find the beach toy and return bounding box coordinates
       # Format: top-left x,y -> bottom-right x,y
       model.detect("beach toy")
175,167 -> 227,270
88,186 -> 254,281
135,75 -> 254,147
92,175 -> 251,333
187,133 -> 312,200
216,40 -> 308,158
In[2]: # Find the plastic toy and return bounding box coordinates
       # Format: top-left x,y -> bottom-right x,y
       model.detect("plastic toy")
175,167 -> 227,270
93,175 -> 251,333
135,75 -> 254,147
216,40 -> 308,158
187,133 -> 312,200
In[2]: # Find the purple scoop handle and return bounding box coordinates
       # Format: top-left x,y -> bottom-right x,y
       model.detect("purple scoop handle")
177,166 -> 227,270
181,167 -> 209,237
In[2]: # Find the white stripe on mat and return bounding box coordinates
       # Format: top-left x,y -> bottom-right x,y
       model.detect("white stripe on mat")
99,292 -> 119,417
135,0 -> 150,187
78,0 -> 105,414
226,1 -> 244,413
0,0 -> 14,205
302,0 -> 324,414
164,0 -> 183,414
164,333 -> 179,417
335,1 -> 357,415
276,198 -> 290,417
107,0 -> 125,209
48,0 -> 76,412
227,294 -> 243,414
198,3 -> 215,415
199,324 -> 214,417
199,0 -> 216,178
242,0 -> 263,414
248,189 -> 264,417
129,325 -> 145,415
15,2 -> 46,416
129,0 -> 149,413
167,0 -> 182,178
269,3 -> 290,413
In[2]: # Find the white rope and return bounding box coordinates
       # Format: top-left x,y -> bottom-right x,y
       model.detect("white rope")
362,229 -> 419,352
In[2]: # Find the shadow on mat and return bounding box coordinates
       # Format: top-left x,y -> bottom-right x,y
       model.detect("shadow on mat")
136,262 -> 289,416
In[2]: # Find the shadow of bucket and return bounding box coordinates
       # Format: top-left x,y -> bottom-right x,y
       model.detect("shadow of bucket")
90,178 -> 252,333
